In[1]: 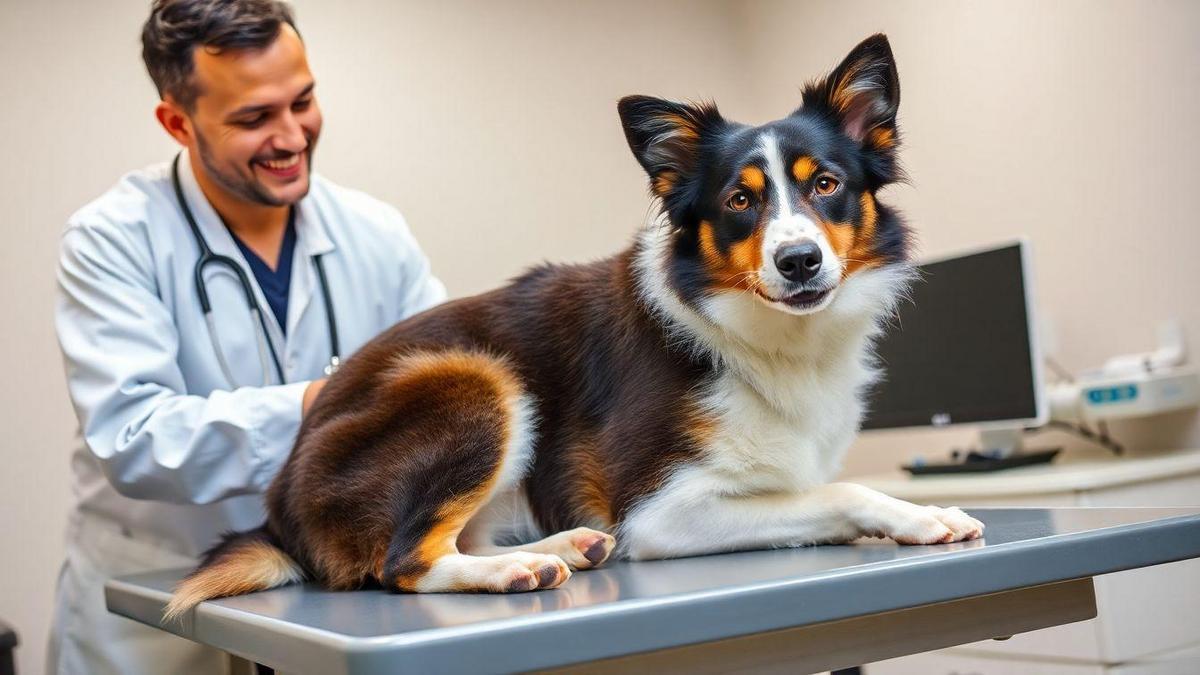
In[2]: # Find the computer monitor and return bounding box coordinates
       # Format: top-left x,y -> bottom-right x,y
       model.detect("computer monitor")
861,239 -> 1047,442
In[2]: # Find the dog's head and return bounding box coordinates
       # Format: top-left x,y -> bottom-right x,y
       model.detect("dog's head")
621,34 -> 910,326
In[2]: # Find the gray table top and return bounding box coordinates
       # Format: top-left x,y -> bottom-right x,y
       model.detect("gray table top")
107,507 -> 1200,674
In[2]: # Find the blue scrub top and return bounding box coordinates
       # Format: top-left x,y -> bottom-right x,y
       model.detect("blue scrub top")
230,217 -> 298,335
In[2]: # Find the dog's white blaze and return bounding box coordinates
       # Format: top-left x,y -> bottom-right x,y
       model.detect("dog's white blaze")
756,132 -> 842,297
626,223 -> 928,559
760,132 -> 792,220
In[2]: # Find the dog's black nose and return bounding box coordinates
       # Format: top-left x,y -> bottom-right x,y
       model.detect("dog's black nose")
774,242 -> 823,283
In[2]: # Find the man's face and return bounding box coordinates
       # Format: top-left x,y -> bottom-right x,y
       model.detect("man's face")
186,24 -> 321,207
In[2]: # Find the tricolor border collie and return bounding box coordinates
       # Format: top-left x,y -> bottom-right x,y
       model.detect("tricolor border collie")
166,33 -> 982,619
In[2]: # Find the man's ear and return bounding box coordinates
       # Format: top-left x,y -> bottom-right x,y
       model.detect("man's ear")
618,95 -> 723,197
155,98 -> 193,147
801,33 -> 900,152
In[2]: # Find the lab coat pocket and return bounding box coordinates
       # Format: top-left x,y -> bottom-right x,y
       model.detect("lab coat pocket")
74,515 -> 197,580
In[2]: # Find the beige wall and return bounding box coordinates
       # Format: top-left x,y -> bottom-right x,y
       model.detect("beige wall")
1,1 -> 1197,673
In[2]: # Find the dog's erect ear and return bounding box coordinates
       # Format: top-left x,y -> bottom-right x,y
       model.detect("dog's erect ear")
802,34 -> 900,151
618,95 -> 723,197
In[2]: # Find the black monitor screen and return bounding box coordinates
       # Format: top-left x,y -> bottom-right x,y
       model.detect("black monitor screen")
861,243 -> 1039,429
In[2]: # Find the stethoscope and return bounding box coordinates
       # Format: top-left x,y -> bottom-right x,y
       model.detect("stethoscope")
171,153 -> 341,387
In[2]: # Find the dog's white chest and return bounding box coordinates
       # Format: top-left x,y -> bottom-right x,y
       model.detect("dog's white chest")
617,350 -> 874,560
693,348 -> 872,494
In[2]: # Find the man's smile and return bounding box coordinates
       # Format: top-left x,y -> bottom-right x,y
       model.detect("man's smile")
255,152 -> 303,179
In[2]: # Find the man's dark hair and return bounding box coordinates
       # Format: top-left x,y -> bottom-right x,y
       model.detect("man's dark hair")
141,0 -> 298,111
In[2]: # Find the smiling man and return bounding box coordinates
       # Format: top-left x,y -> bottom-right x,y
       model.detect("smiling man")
48,1 -> 445,673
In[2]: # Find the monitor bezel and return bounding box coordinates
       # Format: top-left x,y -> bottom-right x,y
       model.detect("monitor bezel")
861,237 -> 1048,433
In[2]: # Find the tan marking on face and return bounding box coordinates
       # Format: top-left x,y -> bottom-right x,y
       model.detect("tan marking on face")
792,156 -> 818,182
740,165 -> 766,195
858,192 -> 878,231
820,220 -> 856,266
698,220 -> 723,266
699,220 -> 764,292
820,192 -> 884,279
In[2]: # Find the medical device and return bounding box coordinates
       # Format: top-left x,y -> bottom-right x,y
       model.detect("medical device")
171,153 -> 341,387
1047,320 -> 1200,424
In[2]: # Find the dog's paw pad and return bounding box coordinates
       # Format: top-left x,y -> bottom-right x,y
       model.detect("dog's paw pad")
497,553 -> 570,592
535,562 -> 567,587
583,537 -> 610,564
560,528 -> 616,569
503,568 -> 539,592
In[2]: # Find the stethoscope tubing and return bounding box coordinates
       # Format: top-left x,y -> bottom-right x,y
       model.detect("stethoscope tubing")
171,153 -> 339,387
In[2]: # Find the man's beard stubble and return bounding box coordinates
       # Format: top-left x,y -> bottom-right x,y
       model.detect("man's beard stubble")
194,128 -> 315,208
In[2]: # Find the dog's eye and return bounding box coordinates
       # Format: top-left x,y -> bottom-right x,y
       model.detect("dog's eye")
814,176 -> 841,196
726,191 -> 751,212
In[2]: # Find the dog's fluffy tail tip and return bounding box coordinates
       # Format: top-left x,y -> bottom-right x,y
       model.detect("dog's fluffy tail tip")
162,528 -> 302,623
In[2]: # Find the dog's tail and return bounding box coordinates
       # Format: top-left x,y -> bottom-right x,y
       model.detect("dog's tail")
163,526 -> 303,622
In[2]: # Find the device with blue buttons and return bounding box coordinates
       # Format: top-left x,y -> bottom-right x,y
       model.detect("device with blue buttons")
1048,319 -> 1199,423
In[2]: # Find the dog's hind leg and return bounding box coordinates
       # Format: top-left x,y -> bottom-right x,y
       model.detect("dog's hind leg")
362,350 -> 570,593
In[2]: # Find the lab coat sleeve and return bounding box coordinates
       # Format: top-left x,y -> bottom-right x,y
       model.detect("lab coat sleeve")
56,223 -> 309,505
392,211 -> 448,319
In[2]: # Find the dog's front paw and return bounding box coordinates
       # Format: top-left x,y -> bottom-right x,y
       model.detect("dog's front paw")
929,505 -> 985,542
549,527 -> 616,570
499,553 -> 572,592
886,505 -> 984,545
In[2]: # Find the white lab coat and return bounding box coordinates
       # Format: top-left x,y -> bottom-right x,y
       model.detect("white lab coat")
47,151 -> 447,675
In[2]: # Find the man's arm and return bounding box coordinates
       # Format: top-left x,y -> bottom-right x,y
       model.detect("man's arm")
56,222 -> 311,505
302,378 -> 326,415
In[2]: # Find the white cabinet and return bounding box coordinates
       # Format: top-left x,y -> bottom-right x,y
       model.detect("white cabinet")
854,450 -> 1200,674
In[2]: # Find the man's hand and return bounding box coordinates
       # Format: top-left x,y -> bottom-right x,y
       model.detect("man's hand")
302,378 -> 328,416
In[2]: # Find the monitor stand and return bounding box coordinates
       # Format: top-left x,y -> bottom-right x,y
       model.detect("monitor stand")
902,427 -> 1061,475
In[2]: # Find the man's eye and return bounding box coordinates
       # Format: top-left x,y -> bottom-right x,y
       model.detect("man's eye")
236,115 -> 267,128
726,191 -> 751,212
814,176 -> 841,196
292,99 -> 312,111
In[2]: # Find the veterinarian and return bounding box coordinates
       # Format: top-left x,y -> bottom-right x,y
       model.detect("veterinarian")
48,1 -> 445,673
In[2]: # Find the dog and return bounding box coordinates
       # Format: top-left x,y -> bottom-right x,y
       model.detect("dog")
165,33 -> 983,620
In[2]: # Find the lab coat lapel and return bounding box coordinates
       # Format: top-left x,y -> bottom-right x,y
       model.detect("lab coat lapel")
285,197 -> 336,349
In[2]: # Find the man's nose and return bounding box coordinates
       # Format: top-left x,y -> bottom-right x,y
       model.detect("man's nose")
274,112 -> 307,152
774,240 -> 823,283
